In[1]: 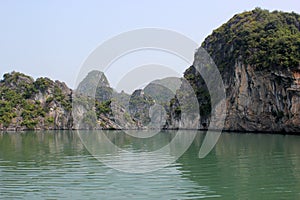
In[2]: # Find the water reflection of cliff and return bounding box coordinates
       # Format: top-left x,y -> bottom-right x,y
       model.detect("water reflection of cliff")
77,130 -> 197,173
177,132 -> 300,199
0,131 -> 87,165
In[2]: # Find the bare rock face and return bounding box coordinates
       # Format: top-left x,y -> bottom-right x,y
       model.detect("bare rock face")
128,89 -> 155,128
223,62 -> 300,132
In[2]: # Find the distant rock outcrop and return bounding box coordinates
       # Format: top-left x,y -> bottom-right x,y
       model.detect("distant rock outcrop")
73,70 -> 137,130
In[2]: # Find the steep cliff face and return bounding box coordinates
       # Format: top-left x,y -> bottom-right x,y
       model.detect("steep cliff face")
223,62 -> 299,132
183,8 -> 300,132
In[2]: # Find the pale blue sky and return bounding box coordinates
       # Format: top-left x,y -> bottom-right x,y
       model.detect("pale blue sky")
1,0 -> 300,89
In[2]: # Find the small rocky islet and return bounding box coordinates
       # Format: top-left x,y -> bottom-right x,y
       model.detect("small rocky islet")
0,8 -> 300,133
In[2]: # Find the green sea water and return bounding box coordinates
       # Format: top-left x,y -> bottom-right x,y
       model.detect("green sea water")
0,131 -> 299,199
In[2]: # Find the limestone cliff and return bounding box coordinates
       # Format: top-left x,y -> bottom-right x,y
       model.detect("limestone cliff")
182,8 -> 300,132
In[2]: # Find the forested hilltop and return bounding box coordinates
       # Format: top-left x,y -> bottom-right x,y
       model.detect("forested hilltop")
204,8 -> 300,72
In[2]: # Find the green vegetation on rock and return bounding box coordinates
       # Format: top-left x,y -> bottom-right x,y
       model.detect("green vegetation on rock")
203,8 -> 300,72
0,72 -> 73,130
96,100 -> 112,116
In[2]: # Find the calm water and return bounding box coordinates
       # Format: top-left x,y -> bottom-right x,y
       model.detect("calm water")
0,131 -> 300,199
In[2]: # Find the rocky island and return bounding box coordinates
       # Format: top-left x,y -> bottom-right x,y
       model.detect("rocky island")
0,8 -> 299,133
